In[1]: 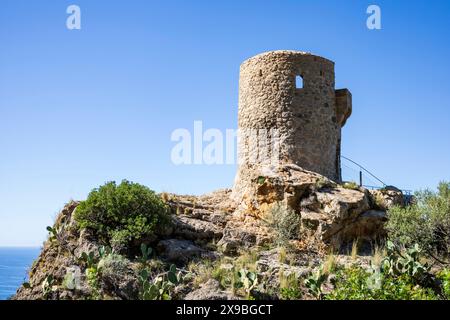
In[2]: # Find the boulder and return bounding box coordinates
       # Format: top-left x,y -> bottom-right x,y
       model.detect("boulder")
156,239 -> 216,264
172,216 -> 223,241
217,224 -> 258,255
184,279 -> 238,300
369,188 -> 405,210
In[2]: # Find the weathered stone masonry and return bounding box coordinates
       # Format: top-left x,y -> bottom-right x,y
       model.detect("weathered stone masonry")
233,50 -> 352,198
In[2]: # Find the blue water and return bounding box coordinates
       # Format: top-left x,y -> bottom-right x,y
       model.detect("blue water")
0,247 -> 40,300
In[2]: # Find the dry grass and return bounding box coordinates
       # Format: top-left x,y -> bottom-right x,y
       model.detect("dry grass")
279,247 -> 287,264
343,182 -> 360,190
188,259 -> 215,288
371,245 -> 386,267
322,253 -> 336,275
279,269 -> 298,290
373,192 -> 386,209
188,249 -> 260,295
160,192 -> 171,203
351,240 -> 359,260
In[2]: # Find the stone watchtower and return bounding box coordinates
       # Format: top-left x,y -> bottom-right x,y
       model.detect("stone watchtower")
233,50 -> 352,198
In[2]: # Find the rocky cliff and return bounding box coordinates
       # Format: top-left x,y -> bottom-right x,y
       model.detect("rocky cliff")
14,165 -> 403,300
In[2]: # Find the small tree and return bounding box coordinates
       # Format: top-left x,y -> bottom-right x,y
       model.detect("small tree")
387,182 -> 450,263
74,180 -> 171,249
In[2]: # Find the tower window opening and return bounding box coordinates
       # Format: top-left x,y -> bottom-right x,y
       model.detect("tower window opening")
295,75 -> 304,89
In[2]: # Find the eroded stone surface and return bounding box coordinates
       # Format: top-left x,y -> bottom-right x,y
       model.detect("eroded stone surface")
369,187 -> 405,210
173,215 -> 223,240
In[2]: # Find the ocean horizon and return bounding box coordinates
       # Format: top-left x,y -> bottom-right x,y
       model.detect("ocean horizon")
0,247 -> 40,300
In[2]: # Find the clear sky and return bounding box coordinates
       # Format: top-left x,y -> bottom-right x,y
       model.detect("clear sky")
1,0 -> 449,246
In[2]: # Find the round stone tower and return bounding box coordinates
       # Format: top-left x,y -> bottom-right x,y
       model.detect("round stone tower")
233,50 -> 352,199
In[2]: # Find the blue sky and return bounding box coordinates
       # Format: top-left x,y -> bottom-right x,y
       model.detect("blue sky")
1,0 -> 449,246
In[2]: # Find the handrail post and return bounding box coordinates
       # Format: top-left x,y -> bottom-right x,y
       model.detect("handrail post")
359,170 -> 363,187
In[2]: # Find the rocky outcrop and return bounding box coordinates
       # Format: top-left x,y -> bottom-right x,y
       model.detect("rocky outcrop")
369,186 -> 405,210
156,239 -> 217,264
184,279 -> 237,300
234,164 -> 402,250
172,216 -> 223,241
256,248 -> 314,282
13,166 -> 404,300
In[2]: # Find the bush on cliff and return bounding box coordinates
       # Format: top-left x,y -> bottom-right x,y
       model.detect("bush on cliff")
325,266 -> 438,300
266,203 -> 301,245
74,180 -> 171,249
386,181 -> 450,262
323,242 -> 443,300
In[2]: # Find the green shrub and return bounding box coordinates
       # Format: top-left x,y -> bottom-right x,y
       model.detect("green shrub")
279,273 -> 303,300
438,269 -> 450,299
386,182 -> 450,262
74,180 -> 171,248
266,203 -> 301,245
382,241 -> 430,279
41,275 -> 55,299
86,267 -> 100,299
98,253 -> 129,278
79,251 -> 97,269
236,268 -> 258,299
325,242 -> 440,300
139,243 -> 153,265
304,267 -> 328,299
62,273 -> 75,290
79,250 -> 101,299
326,266 -> 437,300
46,226 -> 62,243
139,264 -> 180,300
326,267 -> 373,300
386,205 -> 426,247
280,287 -> 302,300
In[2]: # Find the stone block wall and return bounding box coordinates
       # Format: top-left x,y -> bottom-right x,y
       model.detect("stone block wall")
233,50 -> 352,199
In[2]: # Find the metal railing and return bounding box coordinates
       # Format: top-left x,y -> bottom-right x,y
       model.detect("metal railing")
341,156 -> 412,196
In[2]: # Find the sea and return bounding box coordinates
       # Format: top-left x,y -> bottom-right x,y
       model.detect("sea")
0,247 -> 40,300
